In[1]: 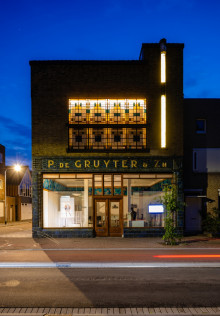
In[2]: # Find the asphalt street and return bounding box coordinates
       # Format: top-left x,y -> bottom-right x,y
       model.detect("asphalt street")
0,267 -> 220,307
0,222 -> 220,311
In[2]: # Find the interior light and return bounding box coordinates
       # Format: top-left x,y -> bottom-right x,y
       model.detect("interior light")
161,52 -> 166,83
161,95 -> 166,148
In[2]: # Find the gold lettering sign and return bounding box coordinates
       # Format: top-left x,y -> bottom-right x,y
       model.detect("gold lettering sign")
75,160 -> 81,168
48,160 -> 54,168
94,160 -> 100,168
122,160 -> 128,168
85,160 -> 90,168
131,160 -> 137,168
113,160 -> 119,168
104,160 -> 110,168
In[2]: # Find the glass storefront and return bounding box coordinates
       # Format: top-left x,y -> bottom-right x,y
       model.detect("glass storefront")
43,173 -> 172,229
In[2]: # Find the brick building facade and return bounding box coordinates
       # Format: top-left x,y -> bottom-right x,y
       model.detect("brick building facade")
30,39 -> 184,238
0,145 -> 5,223
184,99 -> 220,233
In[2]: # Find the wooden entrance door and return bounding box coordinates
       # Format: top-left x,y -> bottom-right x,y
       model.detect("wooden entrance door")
94,198 -> 123,237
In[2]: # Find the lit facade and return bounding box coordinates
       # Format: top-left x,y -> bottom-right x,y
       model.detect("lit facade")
30,38 -> 184,238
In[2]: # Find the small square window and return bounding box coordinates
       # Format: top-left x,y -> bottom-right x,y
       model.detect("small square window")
114,135 -> 121,142
95,135 -> 101,142
196,119 -> 206,134
133,135 -> 140,142
75,135 -> 82,142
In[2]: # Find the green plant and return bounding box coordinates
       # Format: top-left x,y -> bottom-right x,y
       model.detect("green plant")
160,184 -> 182,245
202,208 -> 220,236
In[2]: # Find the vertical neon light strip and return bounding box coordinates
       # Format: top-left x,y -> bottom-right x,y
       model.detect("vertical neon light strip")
161,52 -> 166,83
161,51 -> 166,148
161,95 -> 166,148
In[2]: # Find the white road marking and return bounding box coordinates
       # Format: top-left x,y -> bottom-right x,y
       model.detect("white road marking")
0,262 -> 220,268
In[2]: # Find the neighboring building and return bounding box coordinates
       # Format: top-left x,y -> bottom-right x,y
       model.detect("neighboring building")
184,99 -> 220,234
30,39 -> 184,238
0,144 -> 5,223
6,166 -> 32,222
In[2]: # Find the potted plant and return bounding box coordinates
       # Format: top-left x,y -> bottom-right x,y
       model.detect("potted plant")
202,208 -> 220,237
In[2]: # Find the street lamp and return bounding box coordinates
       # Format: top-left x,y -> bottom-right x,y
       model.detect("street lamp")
4,164 -> 22,225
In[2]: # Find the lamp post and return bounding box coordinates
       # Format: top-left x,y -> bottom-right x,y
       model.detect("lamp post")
4,164 -> 22,225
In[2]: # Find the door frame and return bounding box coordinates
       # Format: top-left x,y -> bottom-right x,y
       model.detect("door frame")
94,197 -> 123,237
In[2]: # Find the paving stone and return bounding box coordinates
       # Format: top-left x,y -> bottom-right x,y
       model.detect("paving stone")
142,308 -> 150,314
37,308 -> 45,313
200,307 -> 209,313
72,308 -> 79,314
148,308 -> 155,314
177,308 -> 184,313
102,308 -> 108,314
120,308 -> 126,314
14,308 -> 22,313
107,308 -> 114,314
136,308 -> 144,314
131,308 -> 138,314
160,308 -> 167,314
95,308 -> 102,314
211,307 -> 220,313
79,308 -> 85,314
1,308 -> 10,313
31,308 -> 39,313
90,308 -> 96,314
85,308 -> 91,314
49,308 -> 57,314
7,308 -> 16,313
183,308 -> 190,314
155,308 -> 161,314
165,308 -> 173,314
55,307 -> 62,314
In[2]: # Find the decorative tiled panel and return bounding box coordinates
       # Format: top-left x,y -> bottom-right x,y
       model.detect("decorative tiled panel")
69,99 -> 147,124
69,127 -> 146,150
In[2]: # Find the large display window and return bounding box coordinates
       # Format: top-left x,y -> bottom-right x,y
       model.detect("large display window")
43,173 -> 172,229
43,174 -> 93,228
123,174 -> 172,228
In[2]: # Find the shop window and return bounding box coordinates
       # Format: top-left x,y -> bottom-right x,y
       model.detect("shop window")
196,119 -> 206,134
68,99 -> 147,151
43,175 -> 93,228
123,175 -> 172,228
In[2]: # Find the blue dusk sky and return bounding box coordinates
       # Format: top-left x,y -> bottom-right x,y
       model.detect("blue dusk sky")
0,0 -> 220,169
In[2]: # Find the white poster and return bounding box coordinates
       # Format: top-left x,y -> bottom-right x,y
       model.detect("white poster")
60,196 -> 74,218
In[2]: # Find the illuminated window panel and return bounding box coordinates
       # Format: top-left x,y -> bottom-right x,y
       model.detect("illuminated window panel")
69,128 -> 88,149
90,128 -> 108,150
69,127 -> 146,150
109,128 -> 126,150
127,128 -> 146,149
69,99 -> 146,125
90,99 -> 107,124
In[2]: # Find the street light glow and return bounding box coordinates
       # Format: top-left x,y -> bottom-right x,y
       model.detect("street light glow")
14,164 -> 21,172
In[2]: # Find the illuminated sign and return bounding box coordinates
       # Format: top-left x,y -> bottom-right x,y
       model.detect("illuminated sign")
148,204 -> 164,214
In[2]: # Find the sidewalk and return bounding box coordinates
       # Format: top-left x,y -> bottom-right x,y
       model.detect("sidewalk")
0,221 -> 220,250
0,306 -> 220,315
